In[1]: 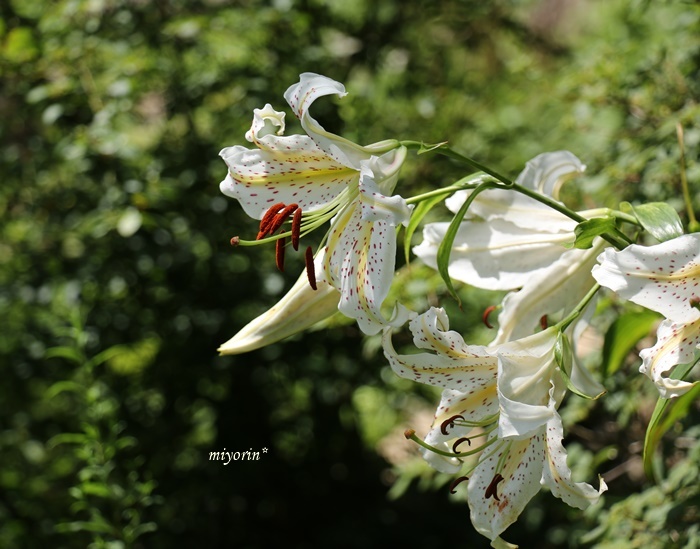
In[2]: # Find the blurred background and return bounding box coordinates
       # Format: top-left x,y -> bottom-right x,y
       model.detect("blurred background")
2,0 -> 699,547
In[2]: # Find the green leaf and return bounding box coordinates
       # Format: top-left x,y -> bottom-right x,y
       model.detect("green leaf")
403,193 -> 446,264
643,357 -> 700,482
601,310 -> 661,377
44,346 -> 84,365
436,180 -> 501,305
622,201 -> 684,243
573,217 -> 617,249
417,141 -> 448,154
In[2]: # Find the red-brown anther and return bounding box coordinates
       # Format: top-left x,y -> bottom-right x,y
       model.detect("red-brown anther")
291,207 -> 302,251
485,473 -> 504,502
230,236 -> 240,246
257,202 -> 286,239
540,315 -> 548,330
691,296 -> 700,310
440,414 -> 465,436
305,246 -> 317,291
267,203 -> 299,236
275,237 -> 287,272
452,437 -> 472,454
482,305 -> 497,329
403,428 -> 416,440
449,476 -> 470,494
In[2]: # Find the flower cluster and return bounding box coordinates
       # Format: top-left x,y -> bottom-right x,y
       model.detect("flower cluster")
215,74 -> 698,547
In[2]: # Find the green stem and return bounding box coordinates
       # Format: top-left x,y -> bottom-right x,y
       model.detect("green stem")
406,175 -> 491,205
404,430 -> 462,458
401,141 -> 513,185
677,122 -> 698,230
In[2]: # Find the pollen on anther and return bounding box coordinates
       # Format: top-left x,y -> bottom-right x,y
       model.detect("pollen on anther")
230,236 -> 240,246
305,246 -> 317,291
441,414 -> 465,435
449,476 -> 470,494
292,207 -> 302,250
482,305 -> 497,329
276,237 -> 287,272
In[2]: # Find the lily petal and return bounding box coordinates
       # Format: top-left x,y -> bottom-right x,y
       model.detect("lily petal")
639,318 -> 700,397
413,218 -> 575,290
468,430 -> 545,542
382,307 -> 498,388
542,414 -> 607,508
324,190 -> 405,335
495,241 -> 605,342
514,151 -> 586,198
218,250 -> 340,355
497,329 -> 561,438
445,188 -> 576,234
284,72 -> 398,169
592,234 -> 700,324
219,139 -> 356,219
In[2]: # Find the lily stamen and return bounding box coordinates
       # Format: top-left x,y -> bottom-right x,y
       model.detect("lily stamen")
257,202 -> 285,239
540,315 -> 549,330
292,207 -> 302,250
403,428 -> 462,459
484,473 -> 504,502
441,414 -> 465,435
276,237 -> 287,272
452,436 -> 472,454
449,476 -> 470,494
267,203 -> 300,236
482,305 -> 498,329
305,246 -> 317,290
230,236 -> 240,246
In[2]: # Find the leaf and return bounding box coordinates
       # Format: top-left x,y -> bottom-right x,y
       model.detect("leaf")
44,346 -> 84,365
436,180 -> 501,305
403,193 -> 446,264
417,141 -> 448,154
601,310 -> 661,377
573,217 -> 617,249
622,201 -> 684,243
643,357 -> 700,482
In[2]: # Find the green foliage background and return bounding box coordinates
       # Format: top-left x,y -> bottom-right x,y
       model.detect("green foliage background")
1,0 -> 699,547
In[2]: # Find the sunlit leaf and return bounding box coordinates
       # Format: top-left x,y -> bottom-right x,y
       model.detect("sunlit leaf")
573,217 -> 617,249
403,193 -> 446,264
602,310 -> 661,376
643,357 -> 700,482
622,201 -> 684,243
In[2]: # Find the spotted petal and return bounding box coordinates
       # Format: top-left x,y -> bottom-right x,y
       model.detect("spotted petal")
284,72 -> 399,169
592,234 -> 700,324
382,307 -> 498,390
219,136 -> 355,219
468,429 -> 545,543
542,414 -> 607,508
323,161 -> 410,335
639,318 -> 700,397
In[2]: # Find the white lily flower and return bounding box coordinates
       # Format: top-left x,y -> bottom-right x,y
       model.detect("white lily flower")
382,307 -> 606,545
218,251 -> 340,355
413,151 -> 585,290
592,233 -> 700,397
493,239 -> 606,343
219,73 -> 411,335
